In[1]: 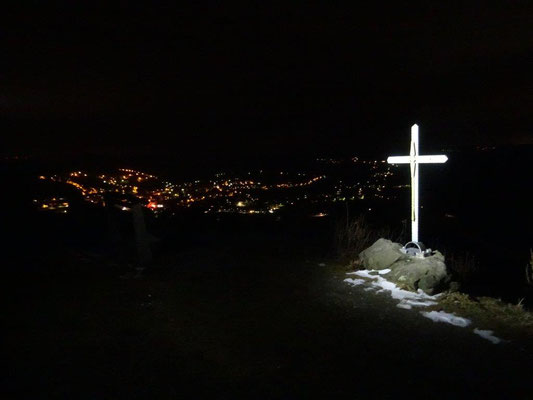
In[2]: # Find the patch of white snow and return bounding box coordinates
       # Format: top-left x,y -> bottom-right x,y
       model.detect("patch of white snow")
345,271 -> 439,307
377,269 -> 391,274
420,311 -> 471,327
397,303 -> 412,310
353,270 -> 380,280
343,278 -> 365,286
473,328 -> 501,344
344,271 -> 501,344
402,299 -> 438,307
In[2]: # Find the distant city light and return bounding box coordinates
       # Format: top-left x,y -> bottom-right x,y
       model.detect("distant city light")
37,161 -> 396,217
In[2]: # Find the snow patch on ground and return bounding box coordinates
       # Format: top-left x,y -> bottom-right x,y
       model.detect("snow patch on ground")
353,270 -> 438,303
377,269 -> 391,275
421,311 -> 471,327
348,270 -> 441,310
344,278 -> 365,286
473,328 -> 502,344
396,303 -> 412,310
402,299 -> 438,307
352,270 -> 380,280
344,269 -> 503,343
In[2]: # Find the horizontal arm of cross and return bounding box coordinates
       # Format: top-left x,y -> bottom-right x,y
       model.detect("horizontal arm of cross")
387,155 -> 448,164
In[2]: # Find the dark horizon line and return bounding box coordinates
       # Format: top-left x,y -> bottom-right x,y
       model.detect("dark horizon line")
3,142 -> 532,161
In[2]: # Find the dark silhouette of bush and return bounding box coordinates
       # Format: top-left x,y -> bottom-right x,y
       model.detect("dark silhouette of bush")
334,214 -> 404,264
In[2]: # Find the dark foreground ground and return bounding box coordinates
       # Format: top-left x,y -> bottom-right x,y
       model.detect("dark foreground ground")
3,223 -> 533,399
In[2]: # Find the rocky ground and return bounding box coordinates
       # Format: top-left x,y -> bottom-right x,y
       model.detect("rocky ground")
3,228 -> 532,399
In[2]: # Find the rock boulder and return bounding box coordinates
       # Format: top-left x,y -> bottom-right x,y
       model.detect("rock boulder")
358,239 -> 450,294
359,238 -> 404,270
384,250 -> 449,294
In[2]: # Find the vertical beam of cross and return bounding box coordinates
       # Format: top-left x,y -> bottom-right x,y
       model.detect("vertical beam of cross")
387,124 -> 448,243
411,124 -> 419,242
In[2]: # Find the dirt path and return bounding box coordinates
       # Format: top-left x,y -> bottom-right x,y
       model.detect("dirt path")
3,233 -> 532,399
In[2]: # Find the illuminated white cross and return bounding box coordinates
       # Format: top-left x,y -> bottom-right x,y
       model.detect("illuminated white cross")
387,124 -> 448,243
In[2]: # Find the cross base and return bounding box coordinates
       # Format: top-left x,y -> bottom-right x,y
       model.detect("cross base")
401,241 -> 433,258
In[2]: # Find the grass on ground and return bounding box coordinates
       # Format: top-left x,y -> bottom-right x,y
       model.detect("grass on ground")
428,291 -> 533,348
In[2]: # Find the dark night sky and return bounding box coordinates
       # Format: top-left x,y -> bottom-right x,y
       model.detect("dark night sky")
2,1 -> 532,161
